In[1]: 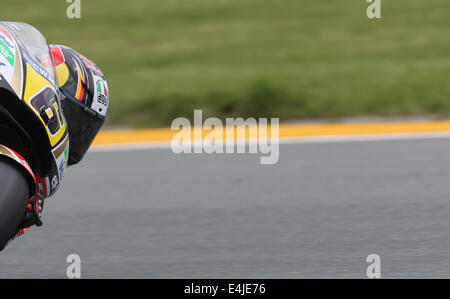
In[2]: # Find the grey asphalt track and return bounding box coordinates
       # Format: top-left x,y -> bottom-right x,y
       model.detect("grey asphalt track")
1,138 -> 450,278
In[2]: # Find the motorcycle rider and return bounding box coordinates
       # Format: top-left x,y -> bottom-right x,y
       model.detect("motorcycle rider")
16,44 -> 109,237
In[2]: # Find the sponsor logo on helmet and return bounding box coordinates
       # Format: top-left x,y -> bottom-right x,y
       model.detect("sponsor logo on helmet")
80,55 -> 103,76
96,79 -> 109,107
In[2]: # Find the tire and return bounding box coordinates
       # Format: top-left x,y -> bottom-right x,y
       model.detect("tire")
0,158 -> 30,251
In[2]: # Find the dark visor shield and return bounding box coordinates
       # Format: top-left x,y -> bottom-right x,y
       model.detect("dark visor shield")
61,93 -> 105,165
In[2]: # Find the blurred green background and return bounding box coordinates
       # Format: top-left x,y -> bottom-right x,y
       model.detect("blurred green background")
4,0 -> 450,127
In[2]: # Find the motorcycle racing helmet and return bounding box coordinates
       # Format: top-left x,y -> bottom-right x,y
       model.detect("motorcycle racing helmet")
50,45 -> 109,165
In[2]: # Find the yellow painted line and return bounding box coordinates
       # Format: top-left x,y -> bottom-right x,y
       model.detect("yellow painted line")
92,121 -> 450,147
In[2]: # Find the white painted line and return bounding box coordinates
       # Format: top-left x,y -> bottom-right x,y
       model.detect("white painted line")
279,132 -> 450,144
89,131 -> 450,153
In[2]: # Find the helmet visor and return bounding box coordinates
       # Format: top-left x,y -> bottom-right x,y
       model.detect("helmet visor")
62,93 -> 105,165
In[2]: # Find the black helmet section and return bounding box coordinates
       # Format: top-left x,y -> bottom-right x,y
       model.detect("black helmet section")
61,94 -> 105,165
51,45 -> 109,165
